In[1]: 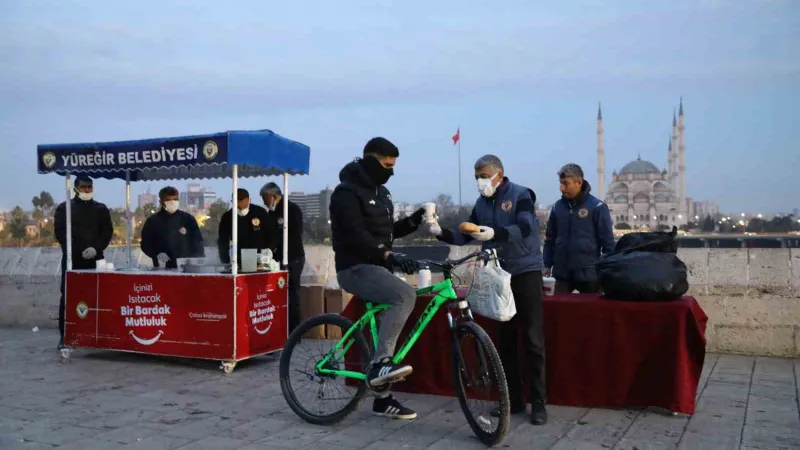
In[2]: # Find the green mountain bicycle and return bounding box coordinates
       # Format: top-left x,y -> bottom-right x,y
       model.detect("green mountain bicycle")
279,249 -> 511,447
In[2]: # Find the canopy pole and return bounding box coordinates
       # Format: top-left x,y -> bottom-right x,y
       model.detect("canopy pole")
282,173 -> 289,267
125,170 -> 132,269
231,165 -> 238,276
65,171 -> 73,271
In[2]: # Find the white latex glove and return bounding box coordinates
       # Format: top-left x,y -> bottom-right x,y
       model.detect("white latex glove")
470,226 -> 495,241
156,253 -> 170,265
81,247 -> 97,260
428,220 -> 442,236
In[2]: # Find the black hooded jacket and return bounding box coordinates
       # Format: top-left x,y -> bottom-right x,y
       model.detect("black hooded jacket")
329,160 -> 420,272
54,198 -> 114,270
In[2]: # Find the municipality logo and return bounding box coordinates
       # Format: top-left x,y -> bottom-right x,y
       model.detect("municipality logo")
278,277 -> 286,289
76,302 -> 89,319
42,152 -> 57,169
202,140 -> 219,161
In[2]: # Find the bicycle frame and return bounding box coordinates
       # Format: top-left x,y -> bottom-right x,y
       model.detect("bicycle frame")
315,276 -> 462,381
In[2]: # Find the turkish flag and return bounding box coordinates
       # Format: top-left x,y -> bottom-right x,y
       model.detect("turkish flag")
452,128 -> 460,145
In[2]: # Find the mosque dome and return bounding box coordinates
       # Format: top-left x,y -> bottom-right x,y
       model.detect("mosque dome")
619,156 -> 661,175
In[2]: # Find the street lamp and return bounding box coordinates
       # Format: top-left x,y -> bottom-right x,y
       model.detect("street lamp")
757,214 -> 763,219
741,213 -> 746,217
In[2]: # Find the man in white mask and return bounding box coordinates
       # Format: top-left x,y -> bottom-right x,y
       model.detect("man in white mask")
431,154 -> 548,426
260,182 -> 306,333
141,186 -> 204,269
54,175 -> 113,350
217,188 -> 270,265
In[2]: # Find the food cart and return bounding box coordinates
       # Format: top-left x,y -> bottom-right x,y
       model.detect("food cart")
37,130 -> 310,373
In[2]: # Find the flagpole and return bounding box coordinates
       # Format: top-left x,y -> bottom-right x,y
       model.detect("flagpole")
457,134 -> 462,208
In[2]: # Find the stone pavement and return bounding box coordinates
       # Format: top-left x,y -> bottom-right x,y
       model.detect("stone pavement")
1,328 -> 799,449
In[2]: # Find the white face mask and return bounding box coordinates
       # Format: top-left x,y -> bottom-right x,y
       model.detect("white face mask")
477,173 -> 499,197
238,207 -> 249,217
164,200 -> 179,214
74,188 -> 93,201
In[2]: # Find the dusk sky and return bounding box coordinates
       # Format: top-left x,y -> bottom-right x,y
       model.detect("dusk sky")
1,0 -> 798,214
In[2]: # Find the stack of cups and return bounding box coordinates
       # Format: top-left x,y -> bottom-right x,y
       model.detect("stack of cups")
95,260 -> 115,271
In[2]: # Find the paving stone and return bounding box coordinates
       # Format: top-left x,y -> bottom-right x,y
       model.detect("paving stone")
225,417 -> 294,442
49,437 -> 123,450
317,424 -> 395,447
742,423 -> 800,449
121,434 -> 193,450
3,327 -> 800,449
616,411 -> 688,449
174,436 -> 247,449
561,408 -> 640,448
679,413 -> 743,449
254,422 -> 336,448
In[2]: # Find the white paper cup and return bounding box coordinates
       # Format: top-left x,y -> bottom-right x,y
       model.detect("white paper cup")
105,263 -> 115,271
542,276 -> 556,296
422,202 -> 436,220
95,259 -> 107,270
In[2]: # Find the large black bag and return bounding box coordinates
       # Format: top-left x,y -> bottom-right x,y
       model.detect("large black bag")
596,250 -> 689,301
614,226 -> 678,253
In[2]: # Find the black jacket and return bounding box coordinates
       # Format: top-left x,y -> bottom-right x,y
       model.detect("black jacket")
54,198 -> 114,270
266,199 -> 305,263
141,209 -> 205,268
217,204 -> 271,263
329,160 -> 420,272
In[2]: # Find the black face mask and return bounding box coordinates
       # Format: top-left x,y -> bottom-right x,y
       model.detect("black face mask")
359,156 -> 393,186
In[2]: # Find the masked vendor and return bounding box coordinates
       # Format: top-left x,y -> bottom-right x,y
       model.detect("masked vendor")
54,175 -> 113,350
141,186 -> 205,268
218,188 -> 271,264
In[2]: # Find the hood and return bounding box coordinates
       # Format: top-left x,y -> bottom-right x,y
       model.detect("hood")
339,159 -> 375,188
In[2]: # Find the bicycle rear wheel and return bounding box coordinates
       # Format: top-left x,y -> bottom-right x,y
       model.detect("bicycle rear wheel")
450,321 -> 510,447
279,313 -> 372,425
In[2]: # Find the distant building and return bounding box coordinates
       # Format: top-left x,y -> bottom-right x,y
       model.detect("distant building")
288,188 -> 333,220
691,201 -> 720,220
179,183 -> 216,213
137,189 -> 158,210
597,99 -> 716,231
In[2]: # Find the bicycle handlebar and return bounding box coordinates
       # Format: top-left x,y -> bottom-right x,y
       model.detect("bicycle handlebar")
416,249 -> 495,272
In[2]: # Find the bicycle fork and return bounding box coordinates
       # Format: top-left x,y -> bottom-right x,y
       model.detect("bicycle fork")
447,302 -> 489,388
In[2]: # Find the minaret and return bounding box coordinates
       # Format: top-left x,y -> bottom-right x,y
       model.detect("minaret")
671,111 -> 679,190
597,102 -> 605,200
678,98 -> 686,212
667,136 -> 673,183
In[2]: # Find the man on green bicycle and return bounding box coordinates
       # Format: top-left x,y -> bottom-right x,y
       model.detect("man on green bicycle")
431,154 -> 549,426
329,137 -> 427,420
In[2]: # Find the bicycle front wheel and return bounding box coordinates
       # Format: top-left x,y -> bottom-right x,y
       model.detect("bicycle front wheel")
279,313 -> 372,425
450,321 -> 510,447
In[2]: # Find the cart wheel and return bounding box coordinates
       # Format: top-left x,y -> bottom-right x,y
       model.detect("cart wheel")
60,348 -> 71,360
220,361 -> 236,374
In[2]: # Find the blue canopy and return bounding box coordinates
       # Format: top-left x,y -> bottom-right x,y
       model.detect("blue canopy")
37,130 -> 310,181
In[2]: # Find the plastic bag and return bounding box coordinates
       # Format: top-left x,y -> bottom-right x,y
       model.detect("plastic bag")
614,226 -> 678,253
596,250 -> 688,301
466,253 -> 517,321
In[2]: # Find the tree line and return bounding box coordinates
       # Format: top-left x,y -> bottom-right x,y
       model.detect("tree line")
2,191 -> 797,248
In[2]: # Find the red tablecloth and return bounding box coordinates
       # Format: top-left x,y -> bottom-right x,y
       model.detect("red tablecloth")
341,292 -> 707,414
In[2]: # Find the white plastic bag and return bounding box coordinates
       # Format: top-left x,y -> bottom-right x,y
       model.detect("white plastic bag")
465,251 -> 516,322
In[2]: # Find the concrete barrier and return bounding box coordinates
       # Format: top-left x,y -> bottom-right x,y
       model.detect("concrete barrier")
1,245 -> 798,357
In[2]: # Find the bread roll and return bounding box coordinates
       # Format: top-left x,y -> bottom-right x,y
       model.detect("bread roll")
459,222 -> 481,234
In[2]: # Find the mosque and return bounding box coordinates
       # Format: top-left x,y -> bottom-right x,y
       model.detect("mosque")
596,99 -> 699,231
